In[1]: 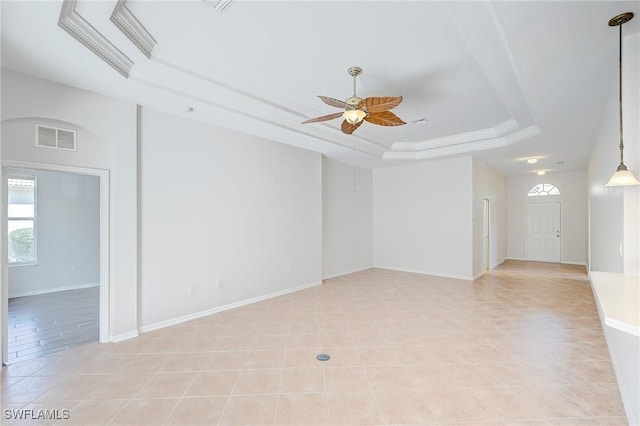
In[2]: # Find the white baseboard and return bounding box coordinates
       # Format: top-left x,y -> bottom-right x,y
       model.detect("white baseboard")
110,330 -> 139,343
372,265 -> 474,281
561,260 -> 587,266
472,258 -> 507,280
505,257 -> 586,266
139,280 -> 323,334
322,266 -> 373,281
9,282 -> 99,299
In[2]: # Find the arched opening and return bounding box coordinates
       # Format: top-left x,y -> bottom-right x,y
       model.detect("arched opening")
528,183 -> 560,197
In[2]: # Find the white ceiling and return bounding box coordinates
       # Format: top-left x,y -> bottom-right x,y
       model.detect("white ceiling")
2,0 -> 639,175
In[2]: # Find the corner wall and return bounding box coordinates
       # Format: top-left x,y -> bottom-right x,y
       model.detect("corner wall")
587,34 -> 639,425
322,157 -> 373,279
472,158 -> 507,278
138,108 -> 322,329
588,34 -> 639,275
587,73 -> 625,273
373,157 -> 474,280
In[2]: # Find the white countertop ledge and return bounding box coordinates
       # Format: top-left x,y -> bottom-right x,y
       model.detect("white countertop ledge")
589,271 -> 640,337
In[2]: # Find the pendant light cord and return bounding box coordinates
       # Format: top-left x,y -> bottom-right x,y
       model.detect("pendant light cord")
353,134 -> 356,193
618,23 -> 625,167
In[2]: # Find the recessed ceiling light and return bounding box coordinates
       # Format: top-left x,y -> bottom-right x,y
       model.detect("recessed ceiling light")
537,170 -> 546,175
527,158 -> 538,164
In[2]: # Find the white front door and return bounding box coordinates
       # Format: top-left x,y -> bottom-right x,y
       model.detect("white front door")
526,202 -> 561,262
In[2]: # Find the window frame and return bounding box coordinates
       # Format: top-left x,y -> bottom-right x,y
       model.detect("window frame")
527,183 -> 560,197
7,174 -> 38,267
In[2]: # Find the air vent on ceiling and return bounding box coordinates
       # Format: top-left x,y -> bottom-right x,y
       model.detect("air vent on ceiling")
36,125 -> 77,151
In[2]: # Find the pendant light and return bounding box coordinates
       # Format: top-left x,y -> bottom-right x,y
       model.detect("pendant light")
605,12 -> 640,186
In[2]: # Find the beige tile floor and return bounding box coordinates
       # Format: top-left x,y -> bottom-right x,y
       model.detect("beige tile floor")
0,261 -> 628,425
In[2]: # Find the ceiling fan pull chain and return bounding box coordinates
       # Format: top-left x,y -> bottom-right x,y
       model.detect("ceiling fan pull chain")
353,134 -> 356,193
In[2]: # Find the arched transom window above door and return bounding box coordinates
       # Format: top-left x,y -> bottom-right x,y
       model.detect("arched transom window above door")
528,183 -> 560,197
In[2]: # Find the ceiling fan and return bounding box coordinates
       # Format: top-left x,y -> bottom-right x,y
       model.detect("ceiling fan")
301,66 -> 406,135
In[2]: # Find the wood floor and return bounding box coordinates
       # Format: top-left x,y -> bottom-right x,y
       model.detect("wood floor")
0,261 -> 628,425
7,286 -> 99,364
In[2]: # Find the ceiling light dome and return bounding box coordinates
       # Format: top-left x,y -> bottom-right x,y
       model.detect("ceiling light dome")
606,167 -> 640,186
343,109 -> 366,125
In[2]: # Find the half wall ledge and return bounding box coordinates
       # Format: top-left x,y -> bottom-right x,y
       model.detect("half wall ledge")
589,271 -> 639,426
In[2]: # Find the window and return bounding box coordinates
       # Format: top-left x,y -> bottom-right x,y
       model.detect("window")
8,176 -> 36,265
527,183 -> 560,197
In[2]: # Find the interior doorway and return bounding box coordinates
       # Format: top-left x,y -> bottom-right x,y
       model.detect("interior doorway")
7,169 -> 99,363
1,161 -> 110,365
526,201 -> 561,262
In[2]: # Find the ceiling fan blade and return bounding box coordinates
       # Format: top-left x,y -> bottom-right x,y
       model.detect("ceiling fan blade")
365,111 -> 407,126
341,119 -> 363,135
360,96 -> 403,113
318,96 -> 349,109
301,111 -> 344,124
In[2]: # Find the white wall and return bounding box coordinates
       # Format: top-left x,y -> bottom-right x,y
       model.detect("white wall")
138,108 -> 322,328
472,158 -> 507,278
621,35 -> 640,276
373,157 -> 474,280
587,34 -> 640,275
1,70 -> 138,340
8,169 -> 99,297
587,34 -> 640,425
587,73 -> 625,273
506,171 -> 588,265
603,324 -> 639,426
322,157 -> 373,279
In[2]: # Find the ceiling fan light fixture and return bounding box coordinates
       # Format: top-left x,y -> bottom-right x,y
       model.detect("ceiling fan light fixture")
301,66 -> 405,134
343,109 -> 366,125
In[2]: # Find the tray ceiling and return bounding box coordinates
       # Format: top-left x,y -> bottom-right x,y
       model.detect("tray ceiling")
2,0 -> 639,175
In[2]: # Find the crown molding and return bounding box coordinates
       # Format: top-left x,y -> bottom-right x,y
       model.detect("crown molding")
147,44 -> 388,154
104,2 -> 383,159
445,2 -> 534,131
110,0 -> 157,58
391,119 -> 518,152
58,0 -> 133,78
383,125 -> 540,160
